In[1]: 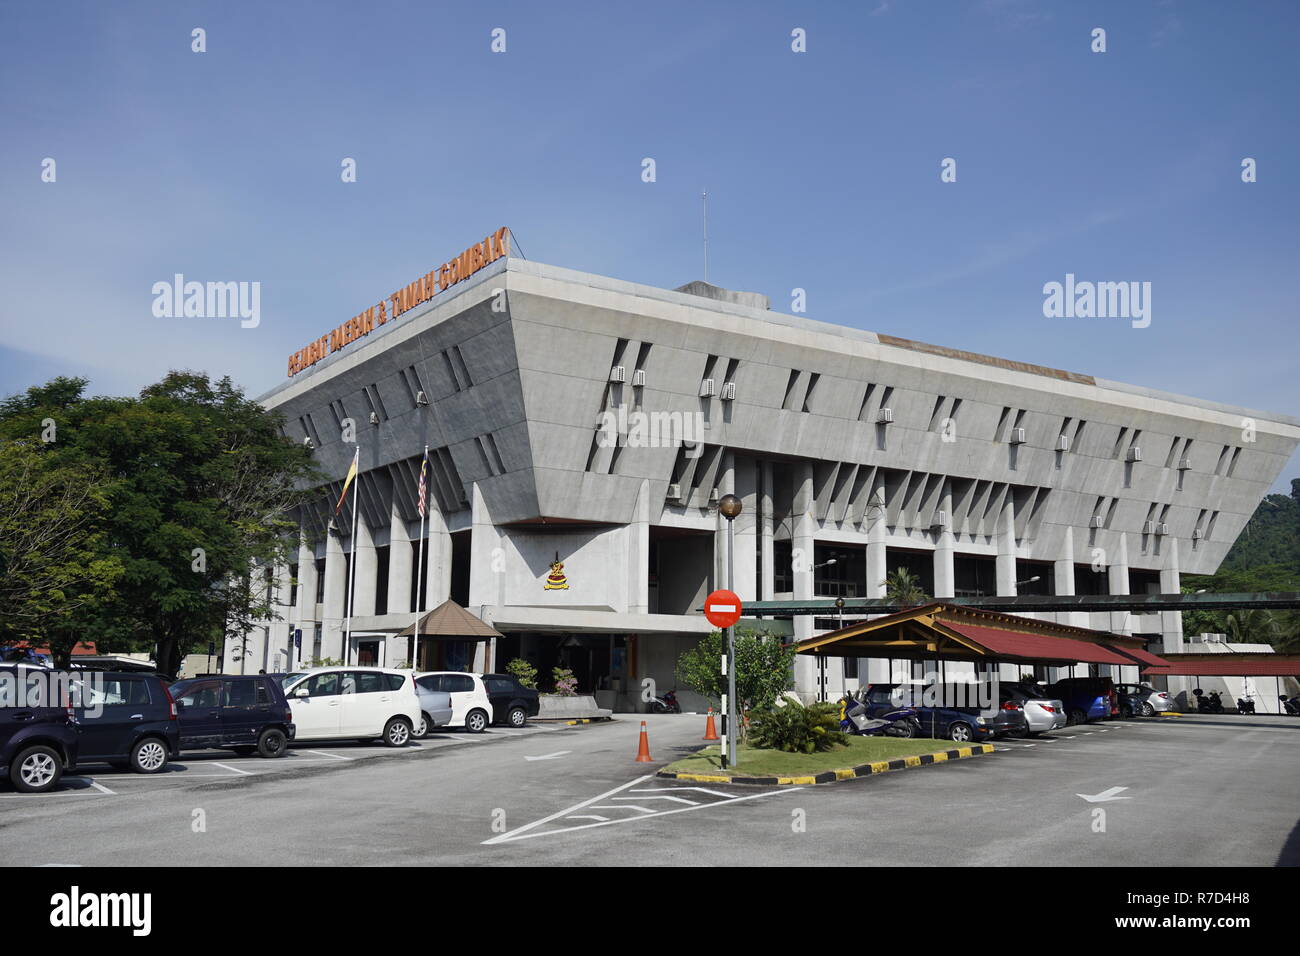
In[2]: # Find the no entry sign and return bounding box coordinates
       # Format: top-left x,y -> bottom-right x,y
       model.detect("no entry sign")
704,589 -> 742,629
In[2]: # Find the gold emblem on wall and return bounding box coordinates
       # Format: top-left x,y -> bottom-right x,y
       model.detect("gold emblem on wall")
544,552 -> 569,590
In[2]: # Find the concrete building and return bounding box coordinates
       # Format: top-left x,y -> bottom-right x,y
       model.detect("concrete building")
234,244 -> 1300,711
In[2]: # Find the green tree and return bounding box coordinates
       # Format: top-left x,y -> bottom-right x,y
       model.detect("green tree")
882,567 -> 929,606
0,439 -> 123,663
0,372 -> 320,674
505,657 -> 538,689
674,627 -> 796,720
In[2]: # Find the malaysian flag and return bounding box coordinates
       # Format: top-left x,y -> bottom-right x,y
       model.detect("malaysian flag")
417,448 -> 429,517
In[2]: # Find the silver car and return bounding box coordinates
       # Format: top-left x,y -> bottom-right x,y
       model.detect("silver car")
1006,684 -> 1068,735
413,684 -> 454,738
1115,683 -> 1172,715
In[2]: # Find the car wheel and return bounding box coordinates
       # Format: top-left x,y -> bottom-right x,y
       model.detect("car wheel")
416,714 -> 430,738
383,718 -> 412,747
231,746 -> 257,756
256,728 -> 287,758
10,745 -> 62,794
947,722 -> 974,743
130,737 -> 169,774
1068,709 -> 1086,726
508,706 -> 527,728
1141,702 -> 1155,717
465,709 -> 488,734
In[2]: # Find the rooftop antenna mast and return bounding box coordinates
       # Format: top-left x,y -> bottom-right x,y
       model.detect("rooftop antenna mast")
702,189 -> 709,283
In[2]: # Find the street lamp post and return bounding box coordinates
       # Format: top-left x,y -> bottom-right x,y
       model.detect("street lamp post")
718,493 -> 743,770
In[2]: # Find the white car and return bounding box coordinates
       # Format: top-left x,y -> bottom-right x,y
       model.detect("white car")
414,672 -> 493,733
281,667 -> 421,747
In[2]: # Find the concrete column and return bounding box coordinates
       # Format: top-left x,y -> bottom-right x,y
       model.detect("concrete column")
1159,537 -> 1184,655
713,452 -> 735,595
467,484 -> 500,612
627,480 -> 651,614
293,533 -> 316,669
995,498 -> 1017,597
320,526 -> 347,662
425,506 -> 452,611
1108,532 -> 1131,636
387,501 -> 413,616
271,562 -> 293,671
733,456 -> 758,602
866,483 -> 886,600
792,463 -> 817,698
1055,526 -> 1089,630
933,481 -> 955,599
352,519 -> 378,617
760,461 -> 775,601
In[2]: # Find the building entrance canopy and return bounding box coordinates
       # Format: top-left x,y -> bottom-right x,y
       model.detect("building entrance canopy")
794,603 -> 1169,668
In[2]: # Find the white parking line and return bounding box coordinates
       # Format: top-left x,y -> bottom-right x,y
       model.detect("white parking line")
484,775 -> 800,845
88,781 -> 115,795
612,794 -> 699,806
211,762 -> 254,776
301,750 -> 352,761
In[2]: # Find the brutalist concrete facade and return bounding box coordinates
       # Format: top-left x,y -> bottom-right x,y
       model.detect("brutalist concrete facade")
233,255 -> 1300,711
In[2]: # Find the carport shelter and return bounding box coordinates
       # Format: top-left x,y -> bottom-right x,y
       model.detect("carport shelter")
794,603 -> 1166,683
396,599 -> 503,672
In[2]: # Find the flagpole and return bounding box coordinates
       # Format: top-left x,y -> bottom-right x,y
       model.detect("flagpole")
413,444 -> 429,670
344,446 -> 360,666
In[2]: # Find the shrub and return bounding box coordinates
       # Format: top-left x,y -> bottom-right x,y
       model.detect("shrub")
747,701 -> 847,754
506,657 -> 538,689
551,666 -> 578,696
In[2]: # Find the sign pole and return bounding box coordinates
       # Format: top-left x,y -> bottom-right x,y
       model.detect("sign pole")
715,492 -> 744,771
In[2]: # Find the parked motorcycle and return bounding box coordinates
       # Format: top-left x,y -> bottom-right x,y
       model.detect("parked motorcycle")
838,691 -> 921,738
649,689 -> 681,714
1235,696 -> 1256,715
1280,695 -> 1300,716
1193,689 -> 1224,714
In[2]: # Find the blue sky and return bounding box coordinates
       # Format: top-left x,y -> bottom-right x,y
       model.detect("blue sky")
1,0 -> 1297,489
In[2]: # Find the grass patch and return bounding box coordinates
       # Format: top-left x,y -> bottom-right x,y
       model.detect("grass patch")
662,736 -> 967,778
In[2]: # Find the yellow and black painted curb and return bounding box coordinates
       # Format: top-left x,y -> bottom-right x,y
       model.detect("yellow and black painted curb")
655,743 -> 996,786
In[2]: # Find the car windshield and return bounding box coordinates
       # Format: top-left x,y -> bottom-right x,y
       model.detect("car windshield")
169,679 -> 196,697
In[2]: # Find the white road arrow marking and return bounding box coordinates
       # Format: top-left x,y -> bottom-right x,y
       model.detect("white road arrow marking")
565,815 -> 609,823
590,803 -> 656,814
1076,786 -> 1131,803
524,750 -> 572,761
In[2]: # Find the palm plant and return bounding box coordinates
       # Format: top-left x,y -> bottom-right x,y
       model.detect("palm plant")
882,567 -> 930,607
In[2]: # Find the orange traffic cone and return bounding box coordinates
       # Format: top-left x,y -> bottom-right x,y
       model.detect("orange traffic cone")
635,720 -> 653,762
703,708 -> 719,741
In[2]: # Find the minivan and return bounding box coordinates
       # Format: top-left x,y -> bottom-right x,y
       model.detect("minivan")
168,674 -> 295,757
0,664 -> 80,793
1043,676 -> 1116,725
70,671 -> 179,773
281,667 -> 421,747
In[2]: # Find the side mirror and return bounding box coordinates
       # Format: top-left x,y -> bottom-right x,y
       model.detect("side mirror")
294,687 -> 309,699
175,700 -> 187,710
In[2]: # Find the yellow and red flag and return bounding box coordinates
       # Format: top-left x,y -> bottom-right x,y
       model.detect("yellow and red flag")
334,447 -> 359,514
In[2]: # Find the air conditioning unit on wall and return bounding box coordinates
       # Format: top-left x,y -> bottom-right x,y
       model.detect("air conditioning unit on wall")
666,483 -> 682,501
876,408 -> 893,424
609,366 -> 626,383
632,369 -> 646,387
1056,434 -> 1070,451
720,381 -> 737,401
699,379 -> 715,398
1178,457 -> 1192,470
1090,515 -> 1104,529
1127,446 -> 1143,462
1009,427 -> 1027,445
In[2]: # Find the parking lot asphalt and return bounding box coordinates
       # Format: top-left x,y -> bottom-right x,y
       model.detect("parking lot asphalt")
2,713 -> 1296,867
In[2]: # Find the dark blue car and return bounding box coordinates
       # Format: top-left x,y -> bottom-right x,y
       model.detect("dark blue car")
858,683 -> 1025,743
1,665 -> 81,793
